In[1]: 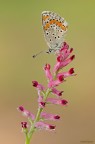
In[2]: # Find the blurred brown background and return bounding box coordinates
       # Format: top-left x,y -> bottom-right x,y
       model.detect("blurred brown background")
0,0 -> 95,144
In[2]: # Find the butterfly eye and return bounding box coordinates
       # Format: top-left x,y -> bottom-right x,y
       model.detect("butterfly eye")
46,33 -> 49,35
55,37 -> 56,39
58,36 -> 60,38
49,49 -> 52,52
50,39 -> 51,41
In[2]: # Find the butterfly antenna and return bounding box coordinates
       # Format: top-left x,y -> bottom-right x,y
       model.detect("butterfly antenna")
32,50 -> 45,58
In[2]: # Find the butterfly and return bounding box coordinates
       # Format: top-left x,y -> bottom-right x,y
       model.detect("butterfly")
33,11 -> 68,58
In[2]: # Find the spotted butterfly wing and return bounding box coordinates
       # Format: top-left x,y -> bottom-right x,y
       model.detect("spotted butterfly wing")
42,11 -> 68,53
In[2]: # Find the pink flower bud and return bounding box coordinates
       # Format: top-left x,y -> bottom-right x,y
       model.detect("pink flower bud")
58,75 -> 64,81
70,48 -> 73,53
21,122 -> 27,128
48,78 -> 64,88
38,94 -> 46,108
41,112 -> 60,120
52,88 -> 63,96
60,42 -> 69,51
18,106 -> 24,111
44,64 -> 51,70
57,56 -> 63,62
39,102 -> 46,108
47,98 -> 68,106
32,81 -> 45,91
32,81 -> 38,87
61,99 -> 68,105
44,64 -> 52,81
35,121 -> 55,130
18,106 -> 35,120
69,68 -> 74,74
57,68 -> 75,78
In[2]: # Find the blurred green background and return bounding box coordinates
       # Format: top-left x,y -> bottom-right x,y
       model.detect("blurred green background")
0,0 -> 95,144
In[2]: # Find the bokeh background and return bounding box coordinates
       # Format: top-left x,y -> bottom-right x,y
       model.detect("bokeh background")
0,0 -> 95,144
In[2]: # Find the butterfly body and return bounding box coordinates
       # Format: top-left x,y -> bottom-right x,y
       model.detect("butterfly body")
42,11 -> 68,53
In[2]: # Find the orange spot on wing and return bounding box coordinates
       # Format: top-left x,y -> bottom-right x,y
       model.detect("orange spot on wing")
49,19 -> 56,25
52,19 -> 56,24
49,20 -> 53,24
55,20 -> 59,25
46,23 -> 50,28
61,25 -> 66,31
42,15 -> 50,21
58,22 -> 62,27
44,23 -> 50,30
44,26 -> 47,30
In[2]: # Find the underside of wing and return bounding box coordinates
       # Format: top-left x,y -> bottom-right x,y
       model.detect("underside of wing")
42,11 -> 68,49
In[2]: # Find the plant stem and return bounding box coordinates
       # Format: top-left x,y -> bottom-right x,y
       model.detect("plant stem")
25,135 -> 31,144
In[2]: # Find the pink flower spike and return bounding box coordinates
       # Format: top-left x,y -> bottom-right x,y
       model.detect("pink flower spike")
57,68 -> 75,78
32,81 -> 45,91
44,64 -> 53,81
35,121 -> 55,130
47,98 -> 68,106
18,106 -> 35,120
21,122 -> 28,128
41,112 -> 60,120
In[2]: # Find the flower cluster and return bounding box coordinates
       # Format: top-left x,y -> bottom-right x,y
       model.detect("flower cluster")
18,42 -> 75,143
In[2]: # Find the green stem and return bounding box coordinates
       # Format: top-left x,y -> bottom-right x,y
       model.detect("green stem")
25,135 -> 31,144
25,88 -> 51,144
